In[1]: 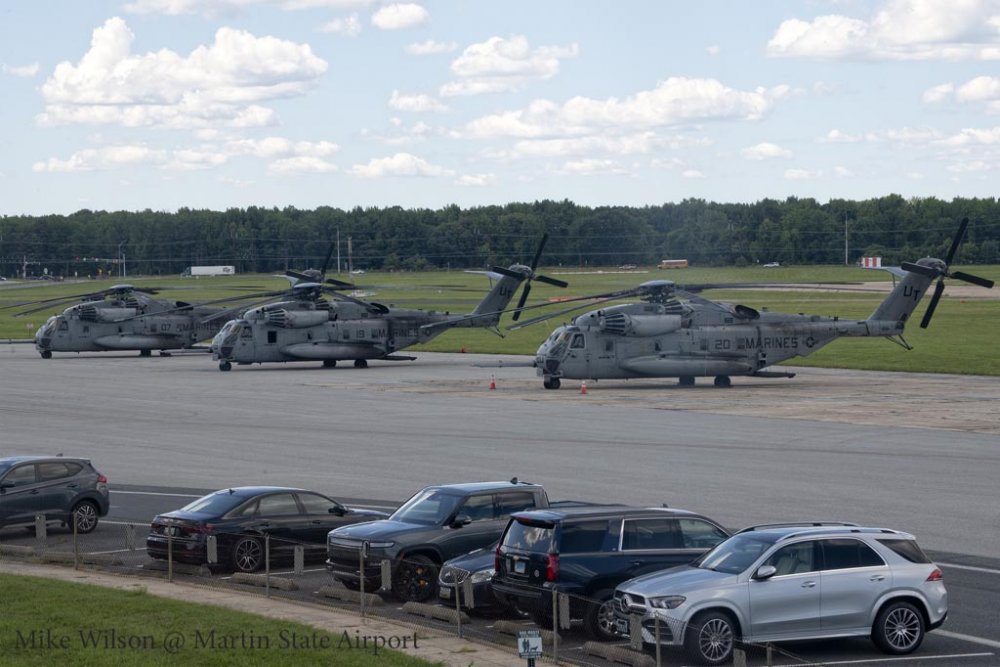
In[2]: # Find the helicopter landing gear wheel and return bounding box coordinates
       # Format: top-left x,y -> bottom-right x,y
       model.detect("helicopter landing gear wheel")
40,350 -> 52,359
543,377 -> 561,390
139,349 -> 152,357
713,375 -> 732,388
354,359 -> 368,368
219,361 -> 232,372
323,360 -> 337,368
678,376 -> 695,387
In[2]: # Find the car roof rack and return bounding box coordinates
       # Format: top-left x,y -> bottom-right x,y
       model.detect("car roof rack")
736,521 -> 859,534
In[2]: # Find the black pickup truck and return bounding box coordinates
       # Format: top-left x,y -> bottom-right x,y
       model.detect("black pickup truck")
326,479 -> 553,602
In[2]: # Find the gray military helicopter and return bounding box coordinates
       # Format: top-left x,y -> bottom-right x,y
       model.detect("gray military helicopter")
209,235 -> 568,371
512,219 -> 993,389
3,283 -> 247,358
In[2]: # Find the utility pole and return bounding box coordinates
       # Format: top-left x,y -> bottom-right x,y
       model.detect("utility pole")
348,236 -> 353,275
337,228 -> 341,275
844,216 -> 849,266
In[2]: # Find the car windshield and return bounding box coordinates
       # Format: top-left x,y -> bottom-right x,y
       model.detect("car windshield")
179,490 -> 248,516
693,532 -> 780,574
389,489 -> 463,526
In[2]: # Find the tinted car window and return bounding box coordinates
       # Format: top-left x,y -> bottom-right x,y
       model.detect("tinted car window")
257,493 -> 299,515
505,521 -> 554,553
766,541 -> 819,575
496,492 -> 537,517
822,539 -> 885,570
679,519 -> 729,549
876,538 -> 931,563
3,465 -> 37,487
298,493 -> 341,515
459,494 -> 495,522
38,462 -> 82,481
181,491 -> 249,516
560,520 -> 609,553
390,489 -> 462,526
622,518 -> 682,550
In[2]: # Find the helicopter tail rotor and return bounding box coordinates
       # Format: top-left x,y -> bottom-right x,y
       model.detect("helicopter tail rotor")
490,233 -> 569,321
900,218 -> 994,329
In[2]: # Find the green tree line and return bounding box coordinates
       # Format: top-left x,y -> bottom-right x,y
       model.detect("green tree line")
2,195 -> 998,278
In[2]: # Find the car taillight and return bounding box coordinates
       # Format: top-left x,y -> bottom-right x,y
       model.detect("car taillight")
97,474 -> 108,484
191,523 -> 215,534
546,554 -> 559,582
926,568 -> 943,582
495,544 -> 501,571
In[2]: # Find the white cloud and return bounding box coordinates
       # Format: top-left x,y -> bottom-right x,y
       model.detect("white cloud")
706,45 -> 721,56
125,0 -> 374,17
834,165 -> 855,177
741,142 -> 792,160
166,149 -> 228,170
767,0 -> 1000,61
440,35 -> 579,97
784,168 -> 817,179
388,90 -> 448,112
819,128 -> 862,143
946,160 -> 992,172
269,156 -> 338,173
38,18 -> 326,130
455,173 -> 496,186
865,127 -> 942,144
225,137 -> 339,157
956,75 -> 1000,102
349,152 -> 453,177
371,3 -> 428,30
406,40 -> 458,55
2,63 -> 39,77
937,126 -> 1000,145
32,145 -> 167,172
320,14 -> 362,36
559,159 -> 626,175
923,82 -> 955,103
682,169 -> 705,178
460,77 -> 778,139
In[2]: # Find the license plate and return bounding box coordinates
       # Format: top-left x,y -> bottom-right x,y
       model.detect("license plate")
615,619 -> 629,635
164,526 -> 180,537
439,587 -> 451,599
514,559 -> 526,574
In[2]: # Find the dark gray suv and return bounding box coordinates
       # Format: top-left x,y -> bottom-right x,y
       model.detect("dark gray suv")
0,456 -> 110,534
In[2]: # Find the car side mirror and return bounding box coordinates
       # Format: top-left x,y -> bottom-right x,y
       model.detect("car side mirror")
754,565 -> 777,580
329,506 -> 346,516
0,481 -> 13,492
451,514 -> 472,529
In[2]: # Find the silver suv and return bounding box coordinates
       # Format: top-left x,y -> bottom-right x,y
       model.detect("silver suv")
614,524 -> 947,665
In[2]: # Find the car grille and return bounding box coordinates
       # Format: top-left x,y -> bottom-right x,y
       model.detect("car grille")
615,591 -> 647,614
439,565 -> 470,584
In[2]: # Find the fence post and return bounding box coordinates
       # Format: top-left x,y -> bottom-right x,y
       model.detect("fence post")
454,576 -> 463,639
264,534 -> 271,598
125,523 -> 135,552
167,531 -> 173,582
72,511 -> 79,569
551,589 -> 559,665
654,616 -> 661,667
34,513 -> 46,556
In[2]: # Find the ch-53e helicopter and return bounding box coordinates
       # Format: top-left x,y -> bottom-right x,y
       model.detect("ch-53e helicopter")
512,219 -> 994,389
1,283 -> 248,358
208,235 -> 568,371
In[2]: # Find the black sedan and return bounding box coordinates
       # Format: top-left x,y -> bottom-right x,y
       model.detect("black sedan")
438,541 -> 516,616
147,487 -> 387,573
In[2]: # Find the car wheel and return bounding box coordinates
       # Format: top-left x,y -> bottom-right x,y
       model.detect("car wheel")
340,579 -> 362,591
231,536 -> 264,573
72,501 -> 99,534
583,590 -> 618,641
872,601 -> 925,655
392,555 -> 438,602
684,610 -> 735,666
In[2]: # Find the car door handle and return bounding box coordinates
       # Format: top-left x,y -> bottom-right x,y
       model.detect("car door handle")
801,581 -> 817,588
869,575 -> 886,582
632,561 -> 644,566
29,489 -> 39,495
67,483 -> 79,489
311,520 -> 322,525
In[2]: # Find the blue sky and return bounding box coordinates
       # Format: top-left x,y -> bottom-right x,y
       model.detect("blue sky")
1,0 -> 999,215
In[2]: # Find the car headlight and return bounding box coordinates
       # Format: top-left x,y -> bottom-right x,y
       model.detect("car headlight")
648,595 -> 686,610
366,541 -> 395,549
469,568 -> 496,584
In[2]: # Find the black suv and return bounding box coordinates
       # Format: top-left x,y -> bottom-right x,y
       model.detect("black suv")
327,480 -> 550,602
492,505 -> 730,640
0,456 -> 110,534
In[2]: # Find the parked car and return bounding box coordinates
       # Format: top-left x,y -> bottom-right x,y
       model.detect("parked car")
146,487 -> 387,573
327,479 -> 552,602
492,505 -> 731,640
613,524 -> 947,665
0,455 -> 109,534
438,540 -> 516,615
763,262 -> 781,268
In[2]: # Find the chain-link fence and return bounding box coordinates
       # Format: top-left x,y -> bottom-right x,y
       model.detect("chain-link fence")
0,517 -> 838,666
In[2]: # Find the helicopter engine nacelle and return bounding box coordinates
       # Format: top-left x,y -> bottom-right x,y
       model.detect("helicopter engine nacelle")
265,309 -> 329,328
77,305 -> 139,322
599,312 -> 683,336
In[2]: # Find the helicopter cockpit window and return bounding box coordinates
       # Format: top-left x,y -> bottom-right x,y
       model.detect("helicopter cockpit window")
240,325 -> 252,338
570,333 -> 585,349
57,320 -> 68,331
267,331 -> 277,344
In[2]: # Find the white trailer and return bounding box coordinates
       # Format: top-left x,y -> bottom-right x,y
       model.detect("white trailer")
183,265 -> 236,277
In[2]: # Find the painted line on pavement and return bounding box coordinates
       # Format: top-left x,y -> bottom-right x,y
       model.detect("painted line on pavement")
939,561 -> 1000,576
936,630 -> 1000,650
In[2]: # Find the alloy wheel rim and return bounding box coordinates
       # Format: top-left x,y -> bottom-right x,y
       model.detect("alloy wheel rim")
597,600 -> 616,635
699,618 -> 733,661
236,540 -> 262,571
75,505 -> 97,532
885,607 -> 920,650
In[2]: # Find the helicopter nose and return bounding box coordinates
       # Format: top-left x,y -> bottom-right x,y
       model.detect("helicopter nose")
544,358 -> 561,374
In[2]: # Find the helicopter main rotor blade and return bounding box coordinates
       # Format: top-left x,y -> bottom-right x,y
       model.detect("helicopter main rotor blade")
320,241 -> 336,276
319,286 -> 389,314
944,217 -> 969,265
511,282 -> 532,321
325,277 -> 356,289
507,295 -> 628,330
533,274 -> 569,288
529,232 -> 549,271
950,270 -> 995,289
919,280 -> 946,329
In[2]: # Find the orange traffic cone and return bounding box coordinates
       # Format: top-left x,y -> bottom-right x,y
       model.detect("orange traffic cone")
489,374 -> 496,390
580,380 -> 588,395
